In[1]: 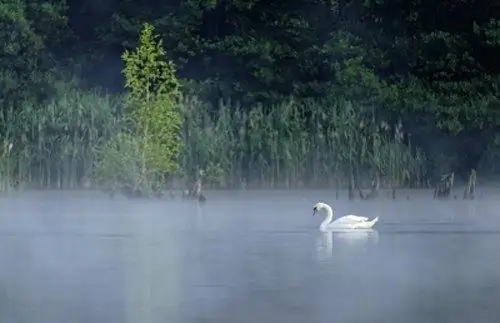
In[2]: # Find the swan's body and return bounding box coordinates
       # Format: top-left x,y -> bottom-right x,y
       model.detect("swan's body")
312,202 -> 379,231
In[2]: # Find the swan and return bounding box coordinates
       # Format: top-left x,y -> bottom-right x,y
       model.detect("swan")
312,202 -> 379,231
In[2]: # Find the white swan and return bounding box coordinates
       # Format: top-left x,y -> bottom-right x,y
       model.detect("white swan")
312,202 -> 379,231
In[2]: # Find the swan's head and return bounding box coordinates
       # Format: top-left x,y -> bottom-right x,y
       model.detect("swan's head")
312,202 -> 329,216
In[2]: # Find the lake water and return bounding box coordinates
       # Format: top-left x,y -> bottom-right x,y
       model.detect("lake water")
0,188 -> 499,323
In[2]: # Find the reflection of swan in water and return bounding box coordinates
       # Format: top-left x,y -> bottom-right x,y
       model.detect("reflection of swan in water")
313,202 -> 379,231
330,229 -> 379,246
316,230 -> 379,260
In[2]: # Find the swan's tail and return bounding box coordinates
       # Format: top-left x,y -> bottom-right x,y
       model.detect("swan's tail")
371,216 -> 379,225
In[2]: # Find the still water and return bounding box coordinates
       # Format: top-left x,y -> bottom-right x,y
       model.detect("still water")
0,189 -> 499,323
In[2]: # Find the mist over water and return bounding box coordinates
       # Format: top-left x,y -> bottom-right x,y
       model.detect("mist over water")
0,189 -> 499,323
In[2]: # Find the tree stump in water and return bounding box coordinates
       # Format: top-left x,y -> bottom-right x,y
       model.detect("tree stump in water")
433,172 -> 454,199
183,169 -> 206,202
348,175 -> 356,200
357,187 -> 365,199
350,170 -> 375,200
335,175 -> 340,200
463,169 -> 476,200
362,174 -> 380,200
121,186 -> 144,198
354,172 -> 380,200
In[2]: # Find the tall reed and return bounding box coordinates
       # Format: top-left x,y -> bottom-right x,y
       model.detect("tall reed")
0,89 -> 123,189
0,89 -> 426,190
179,96 -> 427,188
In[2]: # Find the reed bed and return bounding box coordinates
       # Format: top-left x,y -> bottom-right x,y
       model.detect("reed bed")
0,89 -> 123,190
0,90 -> 427,190
179,96 -> 427,189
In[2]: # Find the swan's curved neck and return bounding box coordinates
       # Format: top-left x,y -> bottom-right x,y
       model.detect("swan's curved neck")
320,205 -> 335,229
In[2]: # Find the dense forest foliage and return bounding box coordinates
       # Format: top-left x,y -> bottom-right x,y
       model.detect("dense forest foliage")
1,0 -> 500,192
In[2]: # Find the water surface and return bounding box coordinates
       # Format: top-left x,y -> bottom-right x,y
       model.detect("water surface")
0,189 -> 498,323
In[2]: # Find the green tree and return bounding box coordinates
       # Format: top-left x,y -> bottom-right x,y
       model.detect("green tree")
121,22 -> 182,175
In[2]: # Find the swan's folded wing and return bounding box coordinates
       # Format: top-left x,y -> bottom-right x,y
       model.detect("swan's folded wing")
342,215 -> 370,222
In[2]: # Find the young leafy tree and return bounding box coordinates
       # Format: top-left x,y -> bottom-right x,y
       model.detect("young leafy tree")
121,22 -> 182,175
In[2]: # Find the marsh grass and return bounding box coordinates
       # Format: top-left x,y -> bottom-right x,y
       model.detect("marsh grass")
0,90 -> 427,191
0,139 -> 14,192
0,88 -> 123,190
179,96 -> 427,189
92,131 -> 164,196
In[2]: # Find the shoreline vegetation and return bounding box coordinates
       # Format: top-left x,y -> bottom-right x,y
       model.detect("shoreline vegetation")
1,12 -> 499,200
